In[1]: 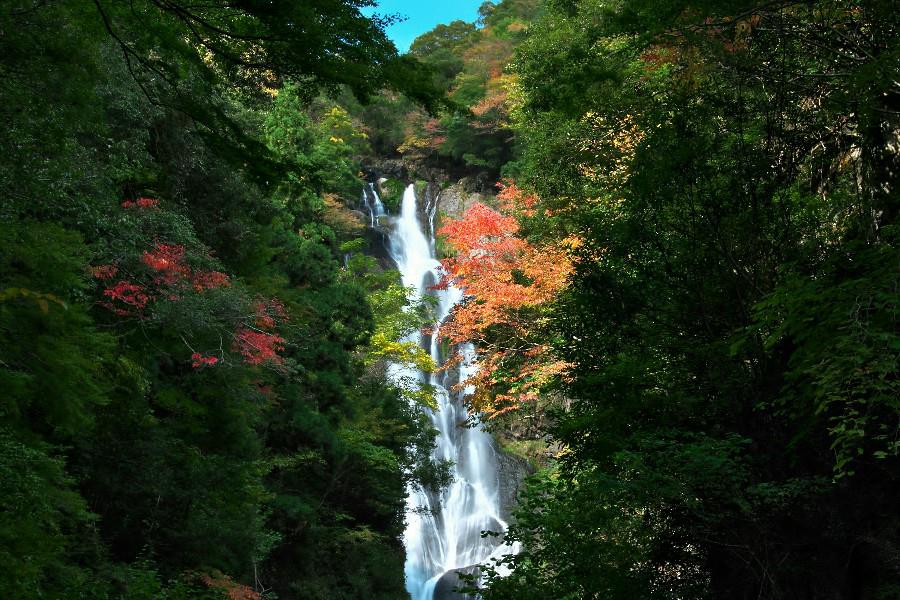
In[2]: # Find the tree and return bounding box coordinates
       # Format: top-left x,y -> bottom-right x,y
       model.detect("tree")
437,183 -> 573,417
1,1 -> 443,597
477,0 -> 900,598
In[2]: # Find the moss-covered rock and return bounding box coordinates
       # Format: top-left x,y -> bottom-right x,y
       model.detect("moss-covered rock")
377,177 -> 404,213
435,181 -> 491,221
414,179 -> 428,199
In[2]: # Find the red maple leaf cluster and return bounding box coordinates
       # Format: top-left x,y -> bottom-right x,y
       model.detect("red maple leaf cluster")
234,329 -> 285,365
234,298 -> 287,366
143,243 -> 190,285
141,242 -> 231,292
253,298 -> 288,330
101,281 -> 150,315
94,242 -> 230,317
191,353 -> 219,368
121,197 -> 160,209
186,298 -> 289,370
191,270 -> 230,292
90,264 -> 118,280
93,239 -> 288,370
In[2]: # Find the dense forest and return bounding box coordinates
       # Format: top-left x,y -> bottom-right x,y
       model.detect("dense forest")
1,0 -> 898,599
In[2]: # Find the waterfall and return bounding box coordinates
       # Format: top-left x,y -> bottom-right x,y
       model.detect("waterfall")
363,182 -> 386,227
374,183 -> 515,600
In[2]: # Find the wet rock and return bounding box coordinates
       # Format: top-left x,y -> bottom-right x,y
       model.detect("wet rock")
363,159 -> 408,182
433,566 -> 480,600
364,223 -> 394,269
495,448 -> 533,523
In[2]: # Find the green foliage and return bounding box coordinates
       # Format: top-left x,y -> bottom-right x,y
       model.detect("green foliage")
346,0 -> 535,175
0,1 -> 443,597
748,232 -> 900,476
367,283 -> 436,372
410,20 -> 479,92
475,0 -> 900,598
5,0 -> 898,597
0,430 -> 94,600
0,222 -> 113,435
265,84 -> 371,208
478,0 -> 542,30
337,89 -> 418,157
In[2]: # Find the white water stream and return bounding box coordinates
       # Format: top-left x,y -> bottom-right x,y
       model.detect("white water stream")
367,183 -> 514,599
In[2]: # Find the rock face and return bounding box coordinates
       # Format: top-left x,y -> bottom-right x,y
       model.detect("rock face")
435,181 -> 489,221
363,158 -> 407,182
495,448 -> 533,524
364,225 -> 393,268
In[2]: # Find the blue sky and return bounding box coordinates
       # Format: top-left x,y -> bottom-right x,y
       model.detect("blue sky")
362,0 -> 485,52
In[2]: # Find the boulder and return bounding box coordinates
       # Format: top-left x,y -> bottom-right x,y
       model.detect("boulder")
433,566 -> 481,600
436,182 -> 487,221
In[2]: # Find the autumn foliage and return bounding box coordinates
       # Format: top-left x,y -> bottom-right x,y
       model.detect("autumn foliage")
95,242 -> 230,316
121,197 -> 160,209
101,280 -> 149,315
142,242 -> 231,292
91,203 -> 287,368
143,243 -> 191,285
191,353 -> 219,368
233,299 -> 288,365
437,182 -> 572,417
198,571 -> 261,600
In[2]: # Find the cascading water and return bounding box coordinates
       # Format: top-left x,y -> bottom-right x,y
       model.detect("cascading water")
363,181 -> 386,227
371,183 -> 515,600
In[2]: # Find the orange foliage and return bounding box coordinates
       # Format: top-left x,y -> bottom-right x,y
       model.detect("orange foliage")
496,180 -> 537,214
471,88 -> 508,119
198,571 -> 261,600
471,73 -> 517,131
576,113 -> 645,188
461,36 -> 514,79
437,183 -> 573,417
398,111 -> 446,157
